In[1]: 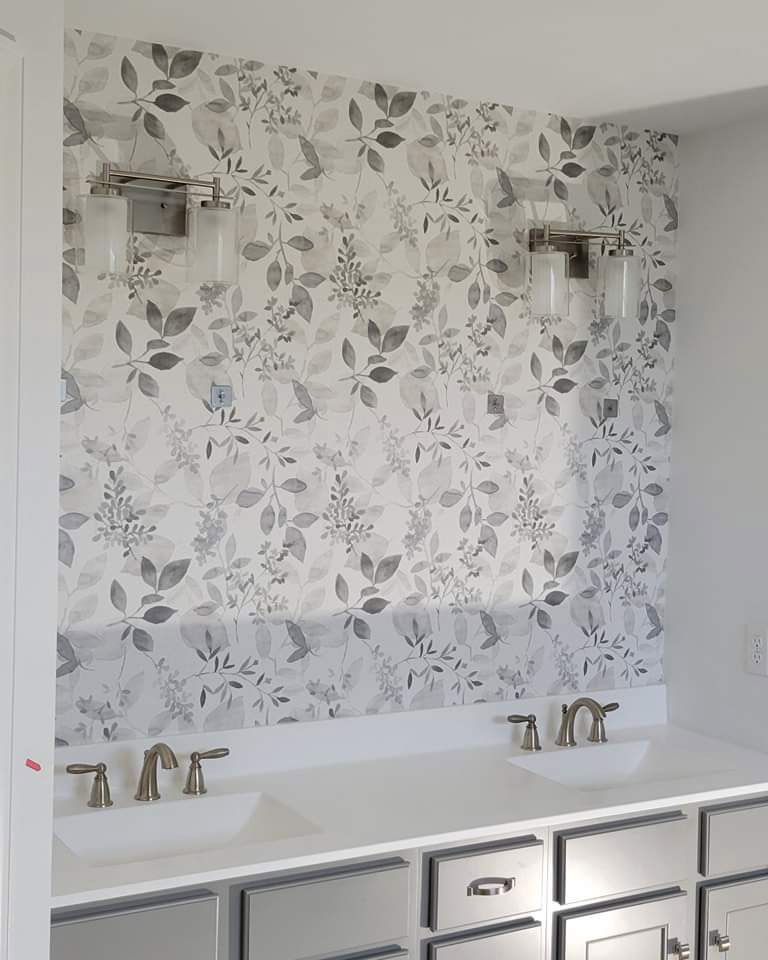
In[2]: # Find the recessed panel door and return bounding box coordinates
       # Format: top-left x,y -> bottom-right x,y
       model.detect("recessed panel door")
701,875 -> 768,958
556,890 -> 689,960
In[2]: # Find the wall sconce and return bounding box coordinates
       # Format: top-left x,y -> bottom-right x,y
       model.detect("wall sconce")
85,163 -> 239,284
528,225 -> 641,320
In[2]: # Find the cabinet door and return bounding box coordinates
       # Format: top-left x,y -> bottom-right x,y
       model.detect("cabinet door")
50,891 -> 219,960
556,890 -> 689,960
701,874 -> 768,958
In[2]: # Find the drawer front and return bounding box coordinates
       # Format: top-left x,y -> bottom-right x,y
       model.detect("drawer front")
51,891 -> 218,960
243,859 -> 410,960
428,922 -> 541,960
701,796 -> 768,876
555,811 -> 688,904
428,837 -> 543,932
327,953 -> 409,960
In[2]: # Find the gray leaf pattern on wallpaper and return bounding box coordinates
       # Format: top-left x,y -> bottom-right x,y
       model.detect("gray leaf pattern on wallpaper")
58,28 -> 678,745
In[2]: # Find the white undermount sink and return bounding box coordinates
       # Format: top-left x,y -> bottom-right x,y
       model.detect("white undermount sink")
509,738 -> 733,792
54,792 -> 320,867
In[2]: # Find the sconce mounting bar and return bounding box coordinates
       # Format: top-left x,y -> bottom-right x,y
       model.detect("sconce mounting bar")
88,162 -> 224,203
529,225 -> 631,279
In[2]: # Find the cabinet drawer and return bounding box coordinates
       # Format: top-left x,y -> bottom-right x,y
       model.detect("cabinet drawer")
51,891 -> 218,960
427,922 -> 541,960
555,811 -> 688,904
242,859 -> 410,960
427,836 -> 543,932
328,953 -> 409,960
700,796 -> 768,876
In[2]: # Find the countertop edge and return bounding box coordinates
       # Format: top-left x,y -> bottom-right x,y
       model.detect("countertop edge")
50,774 -> 768,910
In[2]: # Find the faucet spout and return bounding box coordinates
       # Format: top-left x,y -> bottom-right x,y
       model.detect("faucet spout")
135,742 -> 179,802
555,698 -> 617,748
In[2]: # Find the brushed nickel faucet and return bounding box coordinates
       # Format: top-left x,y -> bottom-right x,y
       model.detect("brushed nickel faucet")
135,742 -> 179,801
555,698 -> 620,747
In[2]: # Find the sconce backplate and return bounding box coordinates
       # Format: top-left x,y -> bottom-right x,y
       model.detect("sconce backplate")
530,227 -> 590,279
115,176 -> 188,237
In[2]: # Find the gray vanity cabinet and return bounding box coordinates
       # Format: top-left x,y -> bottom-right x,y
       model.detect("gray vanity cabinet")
700,875 -> 768,958
555,890 -> 689,960
50,890 -> 219,960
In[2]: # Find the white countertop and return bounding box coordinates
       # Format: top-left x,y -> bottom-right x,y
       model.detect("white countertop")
51,700 -> 768,909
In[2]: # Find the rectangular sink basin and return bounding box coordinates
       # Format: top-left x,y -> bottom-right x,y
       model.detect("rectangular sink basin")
509,739 -> 733,792
55,792 -> 320,867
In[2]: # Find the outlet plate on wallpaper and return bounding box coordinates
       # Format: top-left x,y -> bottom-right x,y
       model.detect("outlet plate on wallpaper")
745,625 -> 768,676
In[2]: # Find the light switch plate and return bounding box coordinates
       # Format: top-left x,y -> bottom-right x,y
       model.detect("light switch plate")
211,384 -> 233,409
745,625 -> 768,676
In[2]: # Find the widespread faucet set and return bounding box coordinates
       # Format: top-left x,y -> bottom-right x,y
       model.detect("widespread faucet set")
66,699 -> 618,810
507,697 -> 620,752
65,742 -> 230,809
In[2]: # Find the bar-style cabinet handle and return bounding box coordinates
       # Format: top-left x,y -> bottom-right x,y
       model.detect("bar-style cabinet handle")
466,876 -> 516,897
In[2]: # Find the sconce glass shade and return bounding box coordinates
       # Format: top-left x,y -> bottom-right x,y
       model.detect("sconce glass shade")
529,248 -> 569,318
84,192 -> 131,275
599,249 -> 641,319
188,202 -> 239,284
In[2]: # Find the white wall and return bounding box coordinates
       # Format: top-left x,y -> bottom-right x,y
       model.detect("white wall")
667,114 -> 768,749
63,0 -> 768,130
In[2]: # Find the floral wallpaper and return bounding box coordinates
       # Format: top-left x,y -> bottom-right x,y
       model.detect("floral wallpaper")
58,27 -> 678,745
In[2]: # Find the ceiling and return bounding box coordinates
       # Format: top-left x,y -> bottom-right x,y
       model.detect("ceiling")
65,0 -> 768,134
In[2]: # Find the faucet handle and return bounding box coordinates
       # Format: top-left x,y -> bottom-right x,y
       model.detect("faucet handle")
183,747 -> 230,797
588,702 -> 620,743
507,714 -> 542,752
66,762 -> 113,809
197,748 -> 230,761
555,703 -> 574,747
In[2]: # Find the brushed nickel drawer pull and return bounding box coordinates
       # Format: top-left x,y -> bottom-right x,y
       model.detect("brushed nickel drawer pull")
466,876 -> 516,897
670,940 -> 691,960
711,930 -> 731,953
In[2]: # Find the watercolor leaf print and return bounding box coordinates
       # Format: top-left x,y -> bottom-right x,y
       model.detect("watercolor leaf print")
57,27 -> 677,744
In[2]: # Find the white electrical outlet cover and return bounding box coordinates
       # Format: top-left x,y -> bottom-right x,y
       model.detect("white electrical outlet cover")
745,625 -> 768,676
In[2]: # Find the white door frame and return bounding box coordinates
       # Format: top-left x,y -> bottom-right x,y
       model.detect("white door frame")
0,35 -> 25,960
0,7 -> 62,960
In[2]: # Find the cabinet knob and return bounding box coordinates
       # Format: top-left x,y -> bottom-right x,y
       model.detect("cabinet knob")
466,876 -> 516,897
711,930 -> 731,953
670,940 -> 691,960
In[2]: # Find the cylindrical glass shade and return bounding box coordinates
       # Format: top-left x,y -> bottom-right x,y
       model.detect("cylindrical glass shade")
188,203 -> 239,284
529,249 -> 569,318
84,192 -> 131,275
599,250 -> 642,319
